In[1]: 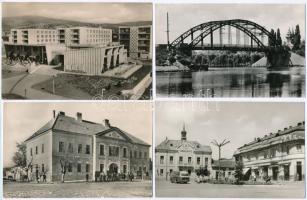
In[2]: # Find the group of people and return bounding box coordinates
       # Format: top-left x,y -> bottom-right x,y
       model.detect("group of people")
95,171 -> 135,182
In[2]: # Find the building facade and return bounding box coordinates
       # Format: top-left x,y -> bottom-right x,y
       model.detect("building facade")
119,25 -> 152,60
211,158 -> 236,180
234,121 -> 305,182
9,28 -> 59,45
25,111 -> 150,182
155,125 -> 212,177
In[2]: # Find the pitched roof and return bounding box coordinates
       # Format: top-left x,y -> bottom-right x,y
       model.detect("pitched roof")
156,139 -> 212,153
25,113 -> 148,146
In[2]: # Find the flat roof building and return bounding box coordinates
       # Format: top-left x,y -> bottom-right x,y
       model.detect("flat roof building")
9,29 -> 58,45
234,121 -> 305,182
24,111 -> 151,182
119,25 -> 152,60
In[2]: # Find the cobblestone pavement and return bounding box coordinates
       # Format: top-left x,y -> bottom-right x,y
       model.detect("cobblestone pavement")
156,178 -> 305,198
4,180 -> 152,198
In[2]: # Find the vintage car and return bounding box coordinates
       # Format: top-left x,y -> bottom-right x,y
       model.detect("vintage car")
170,171 -> 190,184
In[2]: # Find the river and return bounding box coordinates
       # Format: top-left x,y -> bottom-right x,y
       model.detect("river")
156,67 -> 305,98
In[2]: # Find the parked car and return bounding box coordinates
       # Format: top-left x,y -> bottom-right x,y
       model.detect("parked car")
170,171 -> 190,184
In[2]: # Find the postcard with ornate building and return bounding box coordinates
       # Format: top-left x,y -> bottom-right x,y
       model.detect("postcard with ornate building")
155,4 -> 305,98
3,102 -> 152,197
2,2 -> 152,100
155,101 -> 305,198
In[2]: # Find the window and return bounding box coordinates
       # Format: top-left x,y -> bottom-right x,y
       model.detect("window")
160,169 -> 164,175
170,156 -> 173,164
160,156 -> 164,164
35,146 -> 38,155
42,164 -> 45,172
41,144 -> 44,153
197,157 -> 200,165
264,150 -> 268,159
100,164 -> 104,172
123,165 -> 127,173
30,148 -> 33,156
86,145 -> 90,154
59,142 -> 64,153
123,148 -> 127,158
144,152 -> 147,158
68,162 -> 72,172
77,163 -> 81,172
270,148 -> 276,158
188,157 -> 192,164
255,153 -> 258,160
286,146 -> 290,155
297,144 -> 302,152
109,146 -> 119,156
205,157 -> 208,166
179,156 -> 183,164
100,145 -> 104,156
139,151 -> 142,158
78,144 -> 82,154
68,143 -> 73,153
86,164 -> 90,173
130,151 -> 132,158
247,154 -> 251,161
134,151 -> 137,158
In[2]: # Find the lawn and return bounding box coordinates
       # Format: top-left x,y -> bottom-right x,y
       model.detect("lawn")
31,64 -> 152,100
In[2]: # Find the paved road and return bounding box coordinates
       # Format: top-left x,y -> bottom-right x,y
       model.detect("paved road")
155,178 -> 305,198
4,180 -> 152,198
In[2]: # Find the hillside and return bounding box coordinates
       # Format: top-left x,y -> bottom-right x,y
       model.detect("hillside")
2,16 -> 152,32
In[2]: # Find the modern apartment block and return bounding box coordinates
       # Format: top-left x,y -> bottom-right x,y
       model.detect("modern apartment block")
57,27 -> 112,47
119,25 -> 152,60
9,29 -> 58,45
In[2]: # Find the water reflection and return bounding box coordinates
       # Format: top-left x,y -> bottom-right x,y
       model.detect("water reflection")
156,67 -> 305,97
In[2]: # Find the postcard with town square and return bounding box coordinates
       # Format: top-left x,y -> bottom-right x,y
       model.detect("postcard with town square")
155,4 -> 305,98
155,101 -> 305,198
3,102 -> 152,198
2,2 -> 152,100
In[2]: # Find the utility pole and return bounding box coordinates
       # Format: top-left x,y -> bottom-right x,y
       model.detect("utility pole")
211,139 -> 230,180
166,12 -> 170,49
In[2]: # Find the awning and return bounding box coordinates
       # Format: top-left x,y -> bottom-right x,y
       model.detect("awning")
243,168 -> 251,175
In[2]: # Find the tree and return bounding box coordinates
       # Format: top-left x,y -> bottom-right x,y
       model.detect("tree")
293,25 -> 301,50
276,28 -> 282,46
269,29 -> 275,47
234,160 -> 244,184
12,142 -> 27,168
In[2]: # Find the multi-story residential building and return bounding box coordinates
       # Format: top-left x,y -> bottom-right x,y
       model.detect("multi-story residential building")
9,29 -> 58,45
119,25 -> 152,60
57,27 -> 112,47
234,121 -> 305,182
155,125 -> 212,177
24,111 -> 150,182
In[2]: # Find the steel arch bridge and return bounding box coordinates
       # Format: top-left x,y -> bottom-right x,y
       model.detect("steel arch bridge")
170,19 -> 277,52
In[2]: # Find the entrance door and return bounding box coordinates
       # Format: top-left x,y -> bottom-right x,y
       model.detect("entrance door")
284,165 -> 290,181
272,166 -> 279,181
109,163 -> 118,174
297,162 -> 302,181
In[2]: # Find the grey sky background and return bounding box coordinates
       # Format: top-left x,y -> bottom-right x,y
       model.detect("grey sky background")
155,102 -> 304,160
4,102 -> 152,167
3,3 -> 152,23
156,4 -> 305,44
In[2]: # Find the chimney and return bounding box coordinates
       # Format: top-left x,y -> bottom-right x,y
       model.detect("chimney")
53,110 -> 56,118
59,111 -> 65,116
104,119 -> 111,128
181,123 -> 187,141
76,112 -> 82,122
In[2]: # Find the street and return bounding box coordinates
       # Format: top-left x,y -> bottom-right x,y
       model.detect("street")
4,180 -> 152,198
155,178 -> 305,198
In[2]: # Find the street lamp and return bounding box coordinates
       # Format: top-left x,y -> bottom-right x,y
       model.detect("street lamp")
211,139 -> 230,181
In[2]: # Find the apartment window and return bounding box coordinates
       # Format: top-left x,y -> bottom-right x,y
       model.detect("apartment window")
179,156 -> 183,164
100,164 -> 104,172
59,142 -> 64,153
68,143 -> 73,153
100,144 -> 104,156
77,163 -> 81,172
297,144 -> 302,152
42,144 -> 44,153
160,169 -> 164,175
255,153 -> 258,160
188,157 -> 192,164
205,157 -> 208,166
139,151 -> 142,158
134,151 -> 137,158
144,152 -> 147,158
30,148 -> 33,156
270,148 -> 276,158
35,146 -> 38,155
197,157 -> 200,165
78,144 -> 82,154
286,146 -> 290,154
68,162 -> 72,172
86,164 -> 90,173
123,148 -> 127,158
160,156 -> 164,164
109,146 -> 119,157
170,156 -> 173,164
247,154 -> 251,161
86,145 -> 90,154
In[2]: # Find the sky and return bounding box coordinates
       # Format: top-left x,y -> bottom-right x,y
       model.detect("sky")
3,102 -> 153,167
155,101 -> 304,160
156,4 -> 305,44
2,2 -> 152,23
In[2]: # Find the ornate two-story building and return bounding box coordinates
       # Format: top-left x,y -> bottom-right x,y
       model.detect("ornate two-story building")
234,121 -> 305,181
25,111 -> 150,182
155,125 -> 212,177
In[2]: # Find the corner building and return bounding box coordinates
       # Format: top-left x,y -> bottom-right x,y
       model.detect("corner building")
25,111 -> 150,182
155,125 -> 212,177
